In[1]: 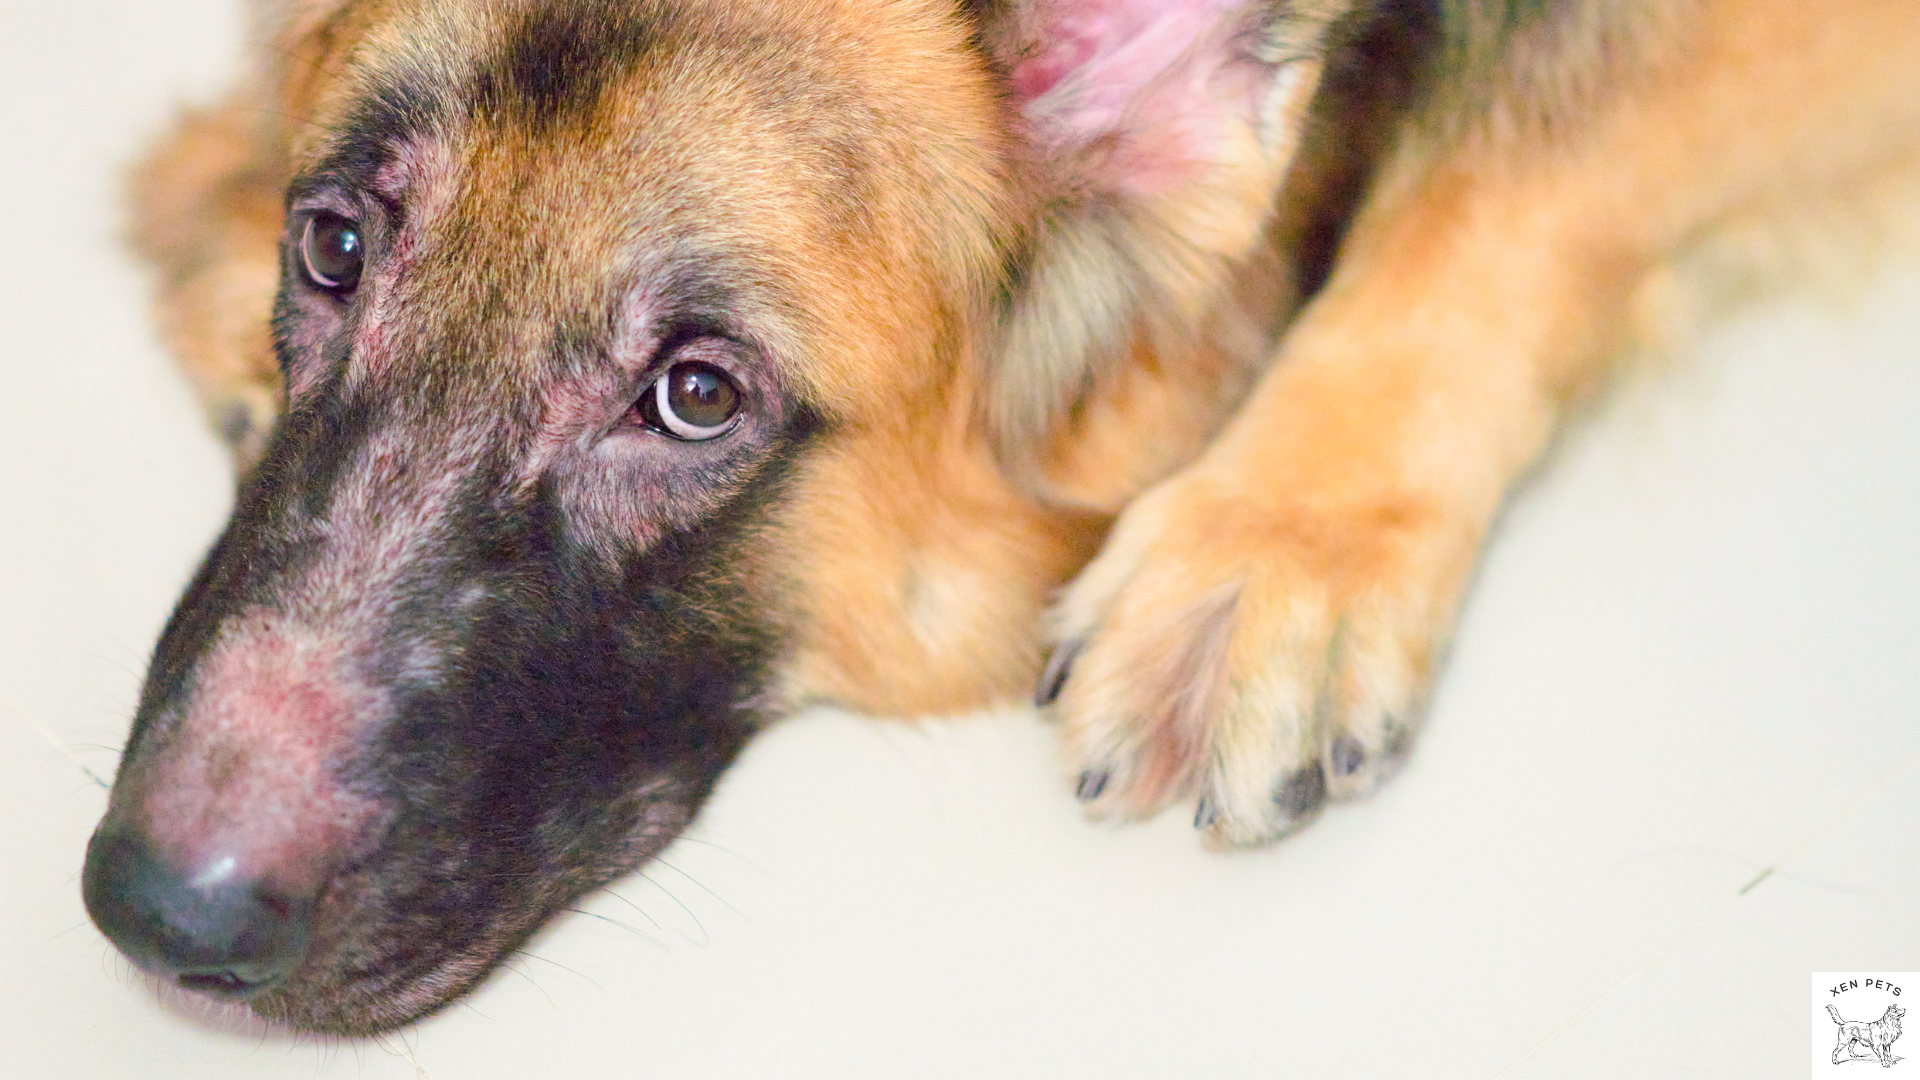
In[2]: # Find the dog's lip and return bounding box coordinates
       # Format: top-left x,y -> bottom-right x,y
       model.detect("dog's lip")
243,902 -> 542,1035
228,783 -> 707,1034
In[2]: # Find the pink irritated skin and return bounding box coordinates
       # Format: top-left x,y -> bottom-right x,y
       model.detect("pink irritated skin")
332,135 -> 455,389
1011,0 -> 1268,196
370,135 -> 456,219
516,286 -> 680,556
518,278 -> 675,490
133,611 -> 384,897
279,304 -> 340,402
280,140 -> 452,401
525,284 -> 798,562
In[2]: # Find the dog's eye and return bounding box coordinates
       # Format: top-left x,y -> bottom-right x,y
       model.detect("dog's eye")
635,361 -> 742,440
298,212 -> 364,295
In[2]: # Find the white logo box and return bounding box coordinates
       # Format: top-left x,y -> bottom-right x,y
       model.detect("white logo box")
1815,972 -> 1915,1074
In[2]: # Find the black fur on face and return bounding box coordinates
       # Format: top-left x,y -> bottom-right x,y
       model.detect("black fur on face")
85,40 -> 824,1030
95,334 -> 811,1031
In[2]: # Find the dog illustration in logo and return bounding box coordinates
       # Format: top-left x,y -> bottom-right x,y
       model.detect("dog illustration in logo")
1830,1003 -> 1906,1067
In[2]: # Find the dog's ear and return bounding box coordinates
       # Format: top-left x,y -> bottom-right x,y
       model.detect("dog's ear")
978,0 -> 1358,470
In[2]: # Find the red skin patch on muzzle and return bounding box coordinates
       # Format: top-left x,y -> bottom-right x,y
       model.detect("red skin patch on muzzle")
123,610 -> 385,898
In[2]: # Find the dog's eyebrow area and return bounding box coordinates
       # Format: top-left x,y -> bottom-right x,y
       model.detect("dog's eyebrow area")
467,3 -> 679,128
295,0 -> 678,201
307,0 -> 685,163
299,75 -> 450,204
285,0 -> 944,417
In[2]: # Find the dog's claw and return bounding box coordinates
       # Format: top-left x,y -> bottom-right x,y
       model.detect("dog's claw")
1035,639 -> 1083,707
1075,769 -> 1109,801
1328,734 -> 1367,778
1193,797 -> 1218,829
1273,763 -> 1327,822
220,400 -> 254,448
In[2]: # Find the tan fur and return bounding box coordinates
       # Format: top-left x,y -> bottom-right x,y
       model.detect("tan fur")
128,93 -> 288,462
130,0 -> 1920,847
1056,0 -> 1920,842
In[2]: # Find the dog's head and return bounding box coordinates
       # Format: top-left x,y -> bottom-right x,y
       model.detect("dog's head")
85,0 -> 1352,1033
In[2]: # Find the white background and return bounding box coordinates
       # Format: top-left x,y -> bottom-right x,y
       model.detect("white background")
2,1 -> 1916,1077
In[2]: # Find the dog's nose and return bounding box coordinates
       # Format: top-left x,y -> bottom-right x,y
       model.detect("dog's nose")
81,823 -> 313,998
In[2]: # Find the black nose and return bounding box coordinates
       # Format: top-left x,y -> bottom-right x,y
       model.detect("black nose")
81,824 -> 313,999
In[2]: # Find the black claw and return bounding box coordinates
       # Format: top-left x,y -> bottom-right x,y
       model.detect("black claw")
1193,797 -> 1218,829
1075,770 -> 1109,801
219,401 -> 254,448
1383,724 -> 1414,761
1274,763 -> 1327,820
1034,639 -> 1084,707
1329,734 -> 1367,778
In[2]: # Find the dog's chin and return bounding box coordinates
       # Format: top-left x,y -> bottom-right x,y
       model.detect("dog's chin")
140,962 -> 442,1040
238,825 -> 699,1034
247,951 -> 502,1036
139,930 -> 503,1036
239,871 -> 624,1036
148,974 -> 288,1037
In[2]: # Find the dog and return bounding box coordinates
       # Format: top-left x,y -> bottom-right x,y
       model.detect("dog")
1831,1004 -> 1906,1067
79,0 -> 1920,1035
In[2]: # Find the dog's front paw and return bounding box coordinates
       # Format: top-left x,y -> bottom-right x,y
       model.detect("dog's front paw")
1041,465 -> 1480,847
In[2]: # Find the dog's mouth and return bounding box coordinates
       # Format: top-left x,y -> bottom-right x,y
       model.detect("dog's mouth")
231,780 -> 704,1034
84,694 -> 749,1034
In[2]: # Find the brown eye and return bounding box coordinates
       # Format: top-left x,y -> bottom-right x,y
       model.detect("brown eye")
641,361 -> 741,440
299,212 -> 363,294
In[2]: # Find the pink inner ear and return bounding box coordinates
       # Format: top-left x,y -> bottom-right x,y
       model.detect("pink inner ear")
1011,0 -> 1249,151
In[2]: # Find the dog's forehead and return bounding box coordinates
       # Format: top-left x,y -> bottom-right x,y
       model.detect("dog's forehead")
306,0 -> 887,227
282,0 -> 1010,411
291,1 -> 926,385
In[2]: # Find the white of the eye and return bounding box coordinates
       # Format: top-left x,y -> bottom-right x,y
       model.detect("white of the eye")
300,217 -> 344,289
653,372 -> 737,440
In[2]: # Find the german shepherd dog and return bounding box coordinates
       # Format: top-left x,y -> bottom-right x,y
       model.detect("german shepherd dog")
81,0 -> 1919,1034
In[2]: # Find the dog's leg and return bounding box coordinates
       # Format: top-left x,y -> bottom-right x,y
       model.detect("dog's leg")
1047,0 -> 1920,845
128,89 -> 287,468
1049,147 -> 1615,841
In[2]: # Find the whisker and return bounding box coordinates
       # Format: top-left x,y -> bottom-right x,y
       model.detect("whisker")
595,887 -> 664,931
562,907 -> 668,950
495,957 -> 556,1008
634,872 -> 708,947
373,1030 -> 439,1080
651,856 -> 746,919
234,106 -> 330,135
2,694 -> 112,789
517,950 -> 604,992
257,39 -> 348,84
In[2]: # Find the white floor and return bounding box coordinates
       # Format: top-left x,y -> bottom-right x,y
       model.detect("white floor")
3,2 -> 1916,1077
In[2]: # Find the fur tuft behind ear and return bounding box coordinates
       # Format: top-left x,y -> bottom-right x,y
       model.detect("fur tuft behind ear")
983,0 -> 1357,466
